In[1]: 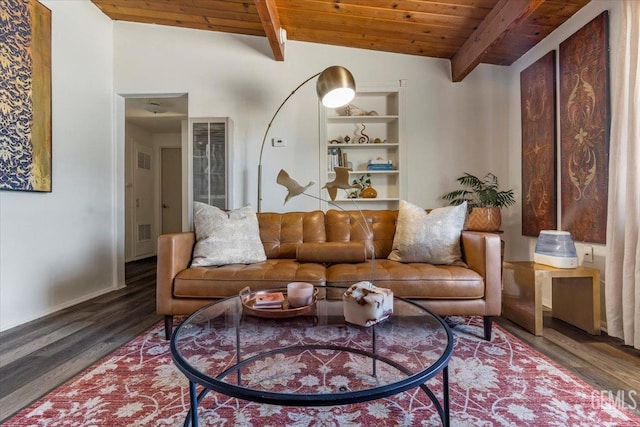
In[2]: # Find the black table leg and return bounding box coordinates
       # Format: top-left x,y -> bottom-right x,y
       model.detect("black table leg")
443,366 -> 450,427
190,381 -> 199,427
372,325 -> 377,377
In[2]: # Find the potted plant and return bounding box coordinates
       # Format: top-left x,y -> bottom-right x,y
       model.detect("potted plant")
441,172 -> 515,231
349,173 -> 377,198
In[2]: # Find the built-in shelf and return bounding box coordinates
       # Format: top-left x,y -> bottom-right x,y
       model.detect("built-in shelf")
328,170 -> 399,175
319,82 -> 406,210
327,115 -> 399,123
327,143 -> 399,148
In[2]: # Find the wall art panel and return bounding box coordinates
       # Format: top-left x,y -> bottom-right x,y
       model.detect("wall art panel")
0,0 -> 52,192
521,51 -> 557,237
559,11 -> 609,243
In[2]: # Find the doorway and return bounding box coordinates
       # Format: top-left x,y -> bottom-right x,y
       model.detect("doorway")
161,147 -> 182,234
123,94 -> 188,262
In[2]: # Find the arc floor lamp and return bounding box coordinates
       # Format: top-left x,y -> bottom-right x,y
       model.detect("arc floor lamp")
257,65 -> 356,212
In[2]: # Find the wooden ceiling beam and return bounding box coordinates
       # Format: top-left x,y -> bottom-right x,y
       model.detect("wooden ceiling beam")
254,0 -> 285,61
102,12 -> 265,36
288,27 -> 458,59
450,0 -> 546,82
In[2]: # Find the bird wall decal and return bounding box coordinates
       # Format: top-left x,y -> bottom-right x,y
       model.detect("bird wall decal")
322,167 -> 359,201
276,169 -> 315,204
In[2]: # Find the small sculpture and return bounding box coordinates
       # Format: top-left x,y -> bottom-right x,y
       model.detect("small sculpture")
329,135 -> 353,144
343,104 -> 379,117
361,187 -> 377,198
358,123 -> 370,144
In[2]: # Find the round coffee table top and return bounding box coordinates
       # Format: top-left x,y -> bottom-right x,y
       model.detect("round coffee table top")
170,286 -> 453,407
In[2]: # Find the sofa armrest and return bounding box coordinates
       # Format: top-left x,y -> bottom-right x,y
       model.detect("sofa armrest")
461,231 -> 502,316
156,232 -> 195,315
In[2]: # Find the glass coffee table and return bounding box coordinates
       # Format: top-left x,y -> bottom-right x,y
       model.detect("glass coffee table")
170,286 -> 453,426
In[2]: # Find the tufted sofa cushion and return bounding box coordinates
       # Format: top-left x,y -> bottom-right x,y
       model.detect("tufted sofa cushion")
326,259 -> 484,299
324,209 -> 398,259
257,211 -> 326,259
174,259 -> 326,299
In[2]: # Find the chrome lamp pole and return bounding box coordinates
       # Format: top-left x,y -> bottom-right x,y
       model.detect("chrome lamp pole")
257,65 -> 356,212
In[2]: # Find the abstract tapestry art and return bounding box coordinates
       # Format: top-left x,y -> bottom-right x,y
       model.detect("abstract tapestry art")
559,12 -> 610,243
521,51 -> 557,237
0,0 -> 52,192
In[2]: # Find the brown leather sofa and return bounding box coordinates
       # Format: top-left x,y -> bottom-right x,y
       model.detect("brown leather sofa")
157,209 -> 502,340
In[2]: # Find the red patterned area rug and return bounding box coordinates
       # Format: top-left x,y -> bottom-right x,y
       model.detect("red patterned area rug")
3,316 -> 639,427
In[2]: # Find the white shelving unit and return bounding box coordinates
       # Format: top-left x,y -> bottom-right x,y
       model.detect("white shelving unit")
319,82 -> 406,210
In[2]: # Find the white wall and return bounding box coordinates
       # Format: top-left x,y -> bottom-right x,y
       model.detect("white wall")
0,1 -> 116,330
113,22 -> 511,214
505,0 -> 623,314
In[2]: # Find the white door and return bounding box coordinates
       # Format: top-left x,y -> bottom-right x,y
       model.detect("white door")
161,147 -> 182,233
134,143 -> 155,258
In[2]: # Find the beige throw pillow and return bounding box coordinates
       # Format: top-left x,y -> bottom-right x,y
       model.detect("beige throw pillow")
191,202 -> 266,267
388,200 -> 467,264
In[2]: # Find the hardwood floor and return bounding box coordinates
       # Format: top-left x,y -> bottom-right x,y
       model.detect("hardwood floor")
0,257 -> 638,422
0,257 -> 161,422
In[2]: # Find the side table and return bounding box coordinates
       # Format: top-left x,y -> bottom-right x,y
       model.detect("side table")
502,261 -> 601,336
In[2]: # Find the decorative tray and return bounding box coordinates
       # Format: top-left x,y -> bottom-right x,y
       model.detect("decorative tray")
240,287 -> 318,318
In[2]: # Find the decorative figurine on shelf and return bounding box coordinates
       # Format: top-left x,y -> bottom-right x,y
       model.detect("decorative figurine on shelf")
361,187 -> 378,198
343,104 -> 379,117
358,123 -> 370,144
329,135 -> 353,145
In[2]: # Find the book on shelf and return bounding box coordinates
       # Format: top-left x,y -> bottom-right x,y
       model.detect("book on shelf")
328,147 -> 349,172
367,163 -> 394,171
254,292 -> 285,308
368,159 -> 393,165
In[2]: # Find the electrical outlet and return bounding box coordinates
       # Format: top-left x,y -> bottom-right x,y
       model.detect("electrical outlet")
272,137 -> 286,147
584,246 -> 594,263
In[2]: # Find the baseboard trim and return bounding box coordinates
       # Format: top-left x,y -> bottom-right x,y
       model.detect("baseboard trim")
0,284 -> 122,333
125,253 -> 157,263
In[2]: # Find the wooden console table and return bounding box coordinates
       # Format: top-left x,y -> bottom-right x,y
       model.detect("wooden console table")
502,261 -> 601,336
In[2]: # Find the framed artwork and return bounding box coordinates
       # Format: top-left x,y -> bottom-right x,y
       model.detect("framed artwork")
521,51 -> 557,237
0,0 -> 52,192
559,11 -> 610,244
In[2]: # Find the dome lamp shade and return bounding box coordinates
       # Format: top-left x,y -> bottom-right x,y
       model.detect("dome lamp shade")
316,66 -> 356,108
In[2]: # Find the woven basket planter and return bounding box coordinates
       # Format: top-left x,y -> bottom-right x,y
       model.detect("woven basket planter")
465,207 -> 501,232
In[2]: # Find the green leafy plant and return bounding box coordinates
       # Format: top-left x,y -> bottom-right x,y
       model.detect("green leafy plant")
348,173 -> 371,198
441,172 -> 515,210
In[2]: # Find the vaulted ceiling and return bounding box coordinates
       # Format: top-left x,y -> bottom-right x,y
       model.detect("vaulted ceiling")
92,0 -> 591,81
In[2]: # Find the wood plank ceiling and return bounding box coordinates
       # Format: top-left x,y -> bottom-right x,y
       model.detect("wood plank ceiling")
91,0 -> 591,82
